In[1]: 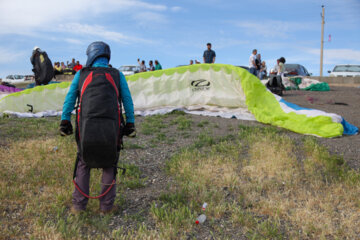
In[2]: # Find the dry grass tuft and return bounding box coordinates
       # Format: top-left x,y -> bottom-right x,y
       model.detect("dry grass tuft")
167,134 -> 360,239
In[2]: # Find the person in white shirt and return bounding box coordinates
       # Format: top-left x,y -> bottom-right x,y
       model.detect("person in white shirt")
137,58 -> 147,72
259,61 -> 267,80
249,49 -> 258,76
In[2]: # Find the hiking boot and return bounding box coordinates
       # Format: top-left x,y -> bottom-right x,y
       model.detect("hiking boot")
100,205 -> 120,215
70,206 -> 85,215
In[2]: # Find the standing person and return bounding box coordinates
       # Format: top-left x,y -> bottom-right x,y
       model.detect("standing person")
68,58 -> 76,69
256,54 -> 261,74
203,43 -> 216,64
278,57 -> 286,76
30,46 -> 54,85
249,49 -> 258,76
154,60 -> 162,70
148,60 -> 155,71
189,60 -> 194,65
59,41 -> 136,215
137,59 -> 147,72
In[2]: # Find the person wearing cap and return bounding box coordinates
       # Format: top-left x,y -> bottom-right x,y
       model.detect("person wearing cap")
59,41 -> 136,215
203,43 -> 216,64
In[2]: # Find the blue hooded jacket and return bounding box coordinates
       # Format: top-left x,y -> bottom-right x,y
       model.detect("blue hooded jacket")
61,57 -> 135,123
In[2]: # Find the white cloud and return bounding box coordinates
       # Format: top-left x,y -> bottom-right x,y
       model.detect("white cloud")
215,38 -> 250,49
306,48 -> 360,64
132,11 -> 168,27
57,23 -> 152,44
0,0 -> 168,34
171,6 -> 183,12
233,20 -> 316,38
64,38 -> 84,45
0,47 -> 26,64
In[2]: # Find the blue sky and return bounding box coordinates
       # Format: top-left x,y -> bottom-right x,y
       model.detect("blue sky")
0,0 -> 359,78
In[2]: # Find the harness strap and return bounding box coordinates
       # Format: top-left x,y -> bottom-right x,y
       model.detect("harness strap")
72,156 -> 126,199
73,179 -> 116,199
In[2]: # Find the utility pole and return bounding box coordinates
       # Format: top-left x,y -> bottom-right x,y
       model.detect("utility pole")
320,5 -> 325,77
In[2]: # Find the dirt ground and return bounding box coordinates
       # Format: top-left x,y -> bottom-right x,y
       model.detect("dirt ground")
282,86 -> 360,169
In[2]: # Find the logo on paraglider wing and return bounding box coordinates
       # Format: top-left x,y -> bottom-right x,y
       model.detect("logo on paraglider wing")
190,79 -> 211,92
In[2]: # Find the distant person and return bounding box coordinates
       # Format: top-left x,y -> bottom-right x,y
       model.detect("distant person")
259,61 -> 267,80
190,60 -> 194,65
269,59 -> 280,75
68,58 -> 76,69
249,49 -> 258,76
278,57 -> 286,76
255,54 -> 261,72
195,60 -> 201,64
148,60 -> 155,71
73,61 -> 83,72
154,60 -> 162,70
30,46 -> 54,85
60,62 -> 66,70
203,43 -> 216,64
137,59 -> 147,72
54,62 -> 62,75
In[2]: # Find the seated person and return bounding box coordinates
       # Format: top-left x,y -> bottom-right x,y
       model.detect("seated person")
73,61 -> 83,72
54,62 -> 63,75
60,62 -> 66,70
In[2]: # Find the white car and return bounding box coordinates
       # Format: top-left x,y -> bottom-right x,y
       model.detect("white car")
328,65 -> 360,77
118,65 -> 140,76
3,75 -> 27,84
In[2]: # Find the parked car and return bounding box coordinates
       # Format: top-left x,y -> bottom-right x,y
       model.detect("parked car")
328,65 -> 360,77
236,66 -> 250,71
3,75 -> 27,84
118,65 -> 140,76
283,64 -> 311,77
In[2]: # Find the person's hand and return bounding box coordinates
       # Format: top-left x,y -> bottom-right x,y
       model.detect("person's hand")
59,120 -> 73,136
123,122 -> 136,137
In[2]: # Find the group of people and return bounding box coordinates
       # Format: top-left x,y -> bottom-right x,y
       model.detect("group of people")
249,49 -> 287,80
54,58 -> 83,76
137,59 -> 162,72
248,49 -> 267,80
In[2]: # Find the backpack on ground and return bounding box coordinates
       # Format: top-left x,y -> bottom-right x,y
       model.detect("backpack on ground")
76,67 -> 124,169
266,75 -> 285,96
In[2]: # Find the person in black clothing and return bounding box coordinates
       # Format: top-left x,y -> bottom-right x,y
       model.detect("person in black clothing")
148,60 -> 155,71
30,47 -> 54,85
203,43 -> 216,64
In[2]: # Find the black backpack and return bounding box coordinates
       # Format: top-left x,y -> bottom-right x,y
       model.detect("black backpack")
76,67 -> 123,168
266,75 -> 285,96
31,51 -> 54,85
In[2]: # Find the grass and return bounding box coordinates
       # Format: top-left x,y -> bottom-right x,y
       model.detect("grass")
164,128 -> 360,239
140,114 -> 167,135
1,115 -> 360,239
0,117 -> 147,239
170,115 -> 192,131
